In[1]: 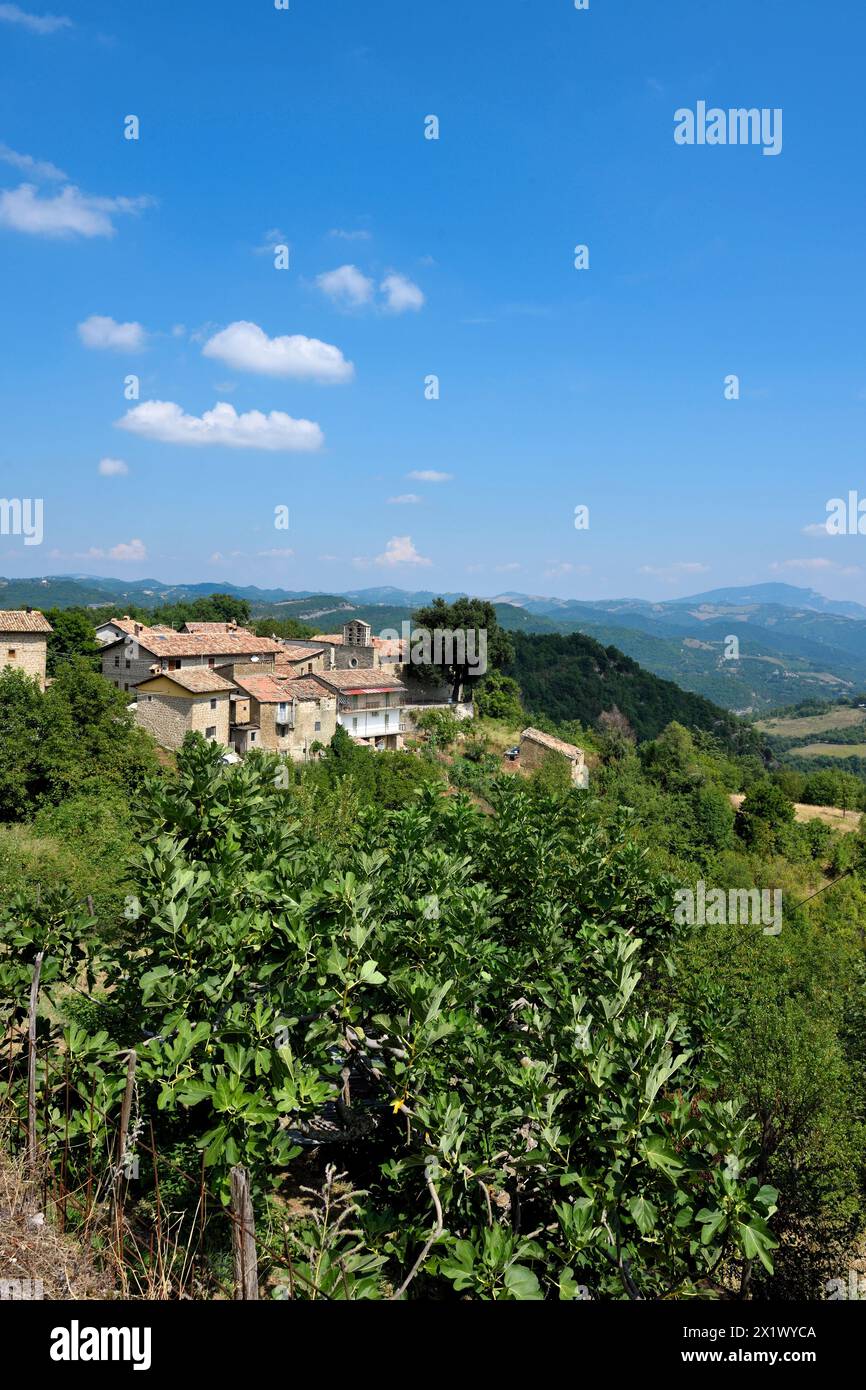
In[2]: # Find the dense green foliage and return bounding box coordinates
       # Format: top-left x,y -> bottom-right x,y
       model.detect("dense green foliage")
0,664 -> 158,820
0,659 -> 864,1301
2,737 -> 788,1299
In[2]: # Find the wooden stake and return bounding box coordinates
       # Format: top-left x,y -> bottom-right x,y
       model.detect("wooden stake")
114,1049 -> 137,1206
113,1048 -> 137,1277
27,951 -> 44,1175
230,1165 -> 259,1300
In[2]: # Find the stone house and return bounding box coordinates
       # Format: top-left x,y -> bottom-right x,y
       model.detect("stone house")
133,669 -> 236,750
312,668 -> 406,750
100,623 -> 284,695
95,615 -> 174,646
274,643 -> 327,677
0,609 -> 52,690
229,674 -> 337,760
519,727 -> 588,786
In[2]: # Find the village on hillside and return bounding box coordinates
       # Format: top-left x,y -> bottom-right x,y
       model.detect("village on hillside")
0,607 -> 589,781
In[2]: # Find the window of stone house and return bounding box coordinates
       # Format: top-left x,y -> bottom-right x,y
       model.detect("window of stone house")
210,698 -> 217,709
7,648 -> 15,658
114,655 -> 120,667
314,721 -> 321,732
250,731 -> 256,742
205,726 -> 217,740
125,660 -> 131,669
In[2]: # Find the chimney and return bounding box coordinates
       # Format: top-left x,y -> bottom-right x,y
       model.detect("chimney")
134,623 -> 141,636
25,605 -> 32,614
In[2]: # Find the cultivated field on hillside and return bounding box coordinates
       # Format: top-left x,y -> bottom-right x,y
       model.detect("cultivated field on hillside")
790,742 -> 866,760
757,707 -> 866,737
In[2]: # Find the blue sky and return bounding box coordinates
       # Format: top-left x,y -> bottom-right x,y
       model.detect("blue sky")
0,0 -> 864,601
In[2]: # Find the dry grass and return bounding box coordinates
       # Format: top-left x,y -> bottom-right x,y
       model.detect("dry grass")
0,1146 -> 116,1300
789,742 -> 866,760
729,795 -> 863,833
756,708 -> 866,737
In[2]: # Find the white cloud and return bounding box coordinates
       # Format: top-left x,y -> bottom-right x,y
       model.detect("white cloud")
316,263 -> 375,307
0,143 -> 66,180
0,183 -> 152,238
380,272 -> 425,314
202,320 -> 353,384
258,547 -> 294,558
374,535 -> 431,568
329,227 -> 371,241
387,493 -> 422,505
98,457 -> 128,476
770,558 -> 861,576
544,562 -> 591,578
406,469 -> 452,483
639,562 -> 710,581
79,315 -> 147,351
495,562 -> 521,573
109,538 -> 146,562
209,551 -> 224,563
0,5 -> 72,33
802,522 -> 830,537
253,227 -> 288,255
116,399 -> 324,453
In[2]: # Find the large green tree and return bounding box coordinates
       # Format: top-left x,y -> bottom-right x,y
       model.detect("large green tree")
411,597 -> 515,702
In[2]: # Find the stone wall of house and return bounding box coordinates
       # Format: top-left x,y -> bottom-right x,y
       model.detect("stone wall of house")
519,734 -> 586,784
1,632 -> 48,690
135,694 -> 193,749
102,643 -> 157,695
333,644 -> 377,671
135,691 -> 231,751
283,650 -> 327,676
251,696 -> 337,760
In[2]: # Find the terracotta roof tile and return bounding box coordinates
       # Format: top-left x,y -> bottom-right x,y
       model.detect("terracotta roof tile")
232,674 -> 329,704
0,610 -> 52,633
102,626 -> 283,658
313,669 -> 406,693
136,669 -> 236,694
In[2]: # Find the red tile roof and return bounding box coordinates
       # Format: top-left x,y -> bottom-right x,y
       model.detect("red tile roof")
0,609 -> 52,633
102,625 -> 284,658
313,669 -> 406,694
135,669 -> 237,694
232,674 -> 330,704
182,622 -> 256,635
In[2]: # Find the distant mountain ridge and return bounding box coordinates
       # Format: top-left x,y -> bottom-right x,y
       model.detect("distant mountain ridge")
4,575 -> 866,714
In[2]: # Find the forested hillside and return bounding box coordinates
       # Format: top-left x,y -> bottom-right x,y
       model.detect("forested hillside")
504,630 -> 766,751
